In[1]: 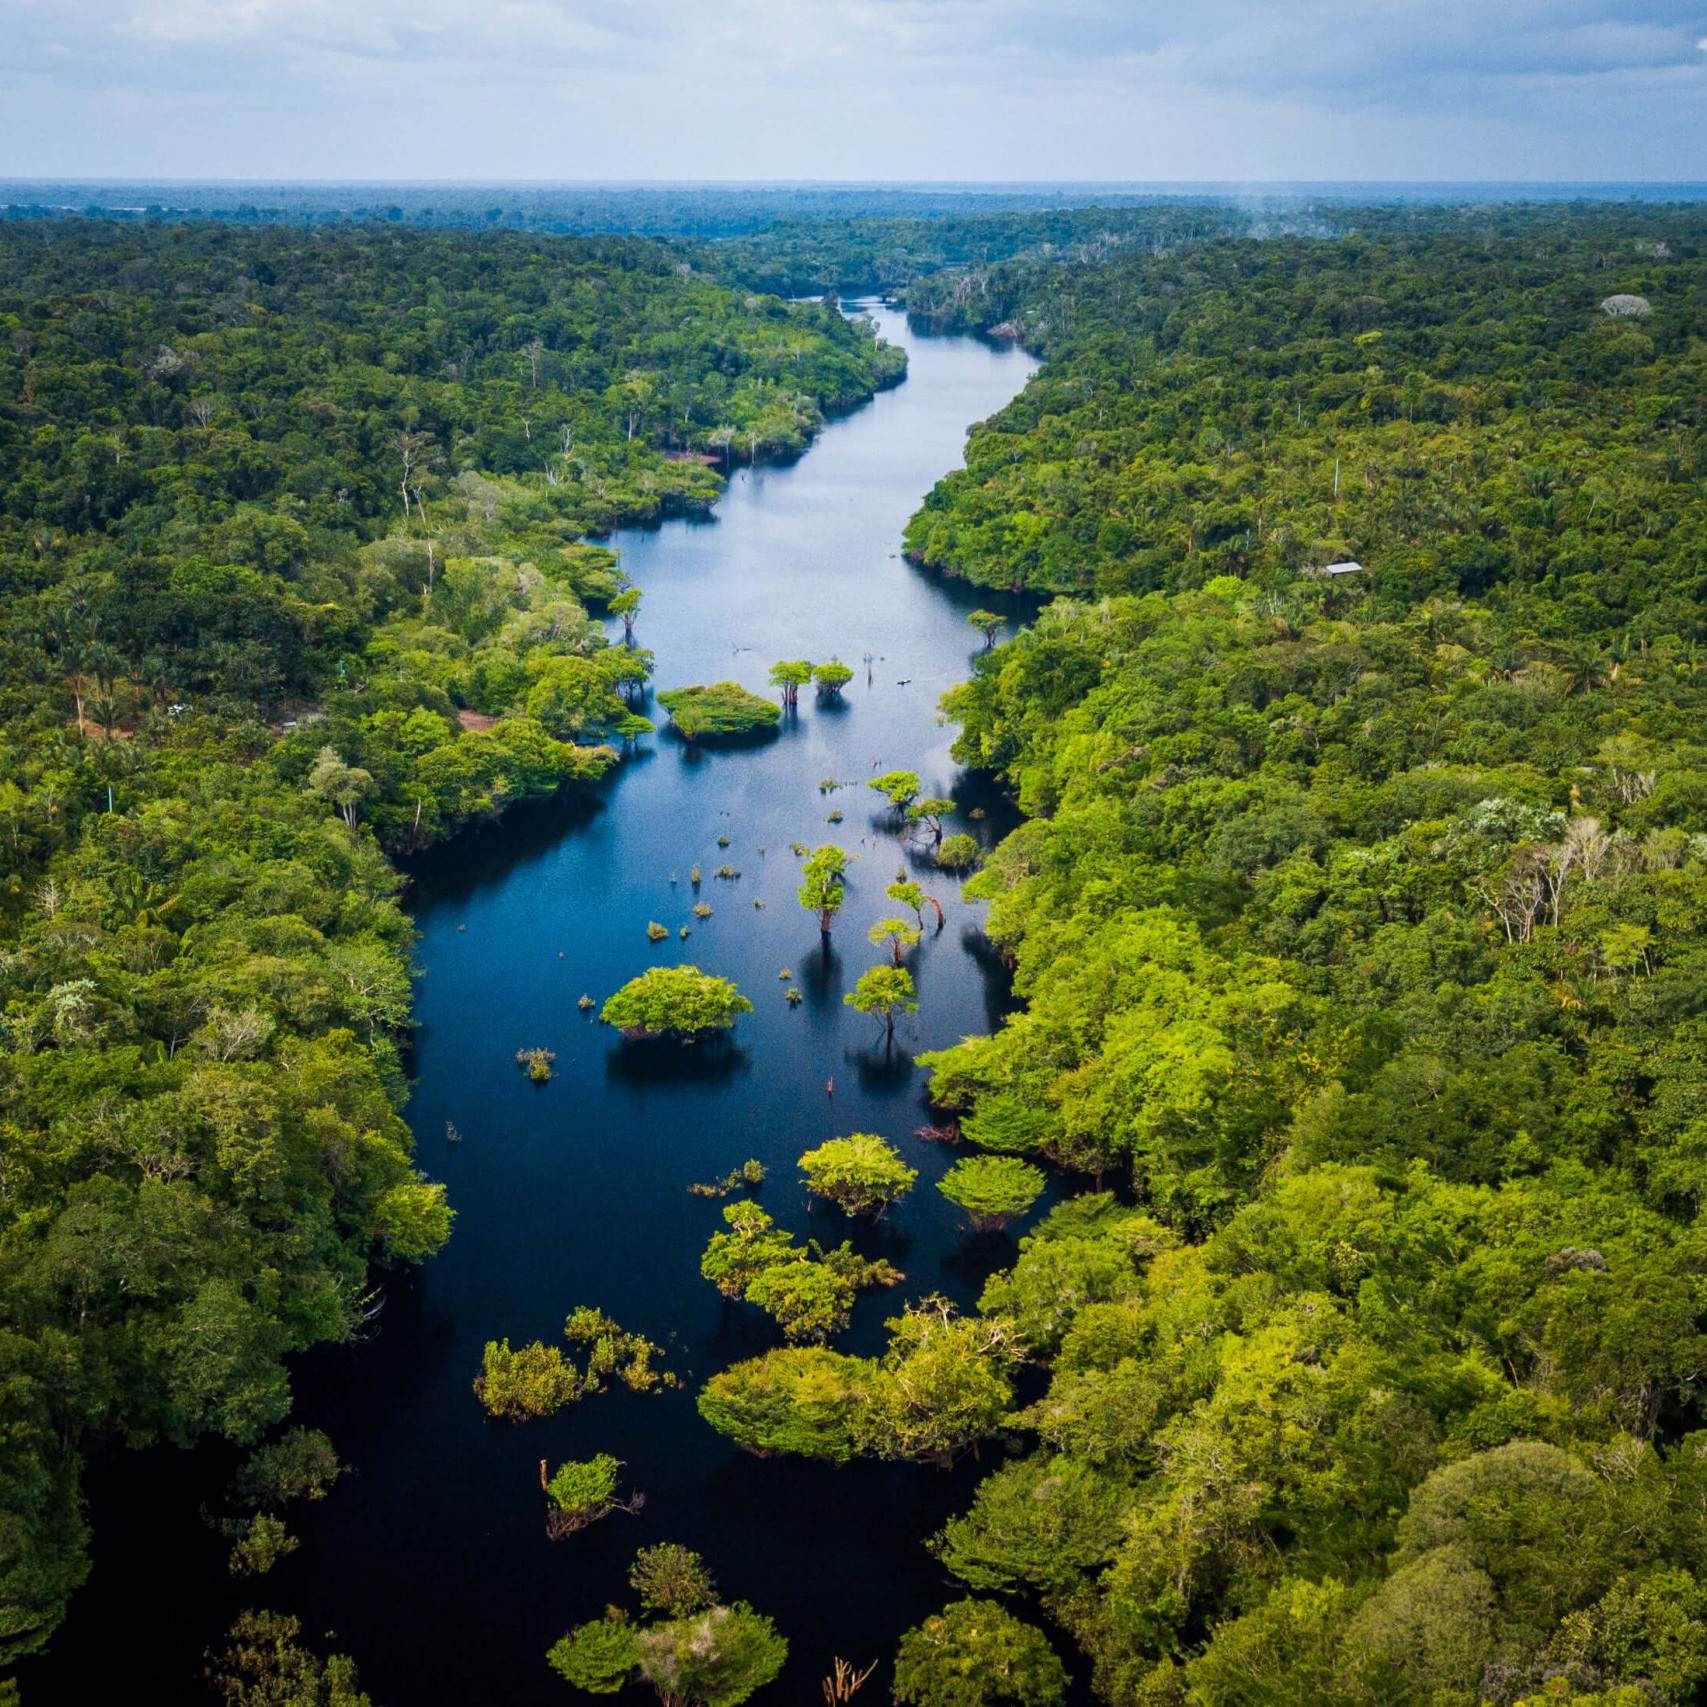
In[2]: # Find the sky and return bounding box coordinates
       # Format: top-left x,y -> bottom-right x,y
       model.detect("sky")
2,0 -> 1706,183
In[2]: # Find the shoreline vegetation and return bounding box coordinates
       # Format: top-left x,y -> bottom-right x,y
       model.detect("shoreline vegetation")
0,218 -> 903,1668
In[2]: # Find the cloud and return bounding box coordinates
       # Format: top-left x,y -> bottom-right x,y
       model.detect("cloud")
0,0 -> 1703,179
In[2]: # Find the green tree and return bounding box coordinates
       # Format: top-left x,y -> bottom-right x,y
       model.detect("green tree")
799,844 -> 848,935
610,586 -> 642,641
870,916 -> 922,964
307,745 -> 376,830
937,1157 -> 1046,1232
871,770 -> 922,813
891,1600 -> 1067,1707
601,966 -> 753,1041
696,1348 -> 876,1462
543,1453 -> 636,1538
968,610 -> 1005,651
935,834 -> 978,873
768,660 -> 814,710
799,1134 -> 918,1216
632,1545 -> 719,1618
547,1619 -> 640,1695
908,797 -> 956,845
633,1603 -> 787,1706
656,683 -> 781,740
813,659 -> 854,699
845,965 -> 917,1041
888,877 -> 945,930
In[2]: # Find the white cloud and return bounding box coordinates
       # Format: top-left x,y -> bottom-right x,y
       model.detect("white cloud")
0,0 -> 1703,179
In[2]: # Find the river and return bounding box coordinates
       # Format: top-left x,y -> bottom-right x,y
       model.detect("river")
24,304 -> 1045,1704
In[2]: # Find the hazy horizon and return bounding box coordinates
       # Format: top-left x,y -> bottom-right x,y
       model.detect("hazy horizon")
4,2 -> 1705,184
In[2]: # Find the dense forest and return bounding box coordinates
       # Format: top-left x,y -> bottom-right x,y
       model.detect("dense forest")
0,220 -> 903,1672
738,208 -> 1707,1702
6,194 -> 1707,1706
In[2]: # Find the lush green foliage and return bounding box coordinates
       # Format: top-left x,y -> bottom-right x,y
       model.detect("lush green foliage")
0,215 -> 907,1662
936,1157 -> 1046,1232
548,1546 -> 785,1706
475,1309 -> 669,1419
798,1134 -> 918,1216
698,1298 -> 1014,1467
699,1201 -> 899,1342
655,682 -> 782,740
891,1599 -> 1068,1707
798,844 -> 849,933
207,1610 -> 374,1707
601,966 -> 753,1040
844,965 -> 918,1038
894,208 -> 1707,1704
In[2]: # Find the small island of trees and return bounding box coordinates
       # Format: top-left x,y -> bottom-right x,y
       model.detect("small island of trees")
602,966 -> 753,1041
655,682 -> 782,740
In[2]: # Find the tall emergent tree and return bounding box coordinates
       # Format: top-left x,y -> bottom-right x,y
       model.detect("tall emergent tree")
799,845 -> 849,935
967,610 -> 1005,651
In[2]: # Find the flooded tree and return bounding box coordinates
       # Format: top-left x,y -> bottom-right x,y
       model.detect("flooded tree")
601,966 -> 753,1041
967,609 -> 1006,650
870,770 -> 921,814
656,682 -> 781,740
769,659 -> 813,710
813,658 -> 854,699
845,965 -> 917,1042
935,833 -> 979,872
908,797 -> 955,846
936,1156 -> 1046,1233
870,916 -> 922,964
541,1453 -> 642,1540
800,1134 -> 918,1217
610,586 -> 642,642
799,844 -> 848,935
888,878 -> 945,931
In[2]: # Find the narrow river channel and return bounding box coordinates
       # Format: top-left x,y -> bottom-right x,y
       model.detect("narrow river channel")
28,305 -> 1043,1705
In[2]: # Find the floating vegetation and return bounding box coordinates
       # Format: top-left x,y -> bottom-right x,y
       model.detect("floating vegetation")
778,969 -> 793,980
754,900 -> 765,910
827,810 -> 844,823
679,926 -> 691,939
577,994 -> 596,1012
914,1122 -> 963,1145
646,921 -> 669,942
717,835 -> 731,848
688,1159 -> 767,1199
714,865 -> 740,880
456,923 -> 468,932
514,1047 -> 557,1084
690,864 -> 702,886
669,873 -> 679,885
818,777 -> 841,794
446,1121 -> 462,1144
693,903 -> 714,919
786,987 -> 804,1005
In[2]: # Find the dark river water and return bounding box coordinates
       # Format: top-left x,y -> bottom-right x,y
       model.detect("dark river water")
24,306 -> 1051,1705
